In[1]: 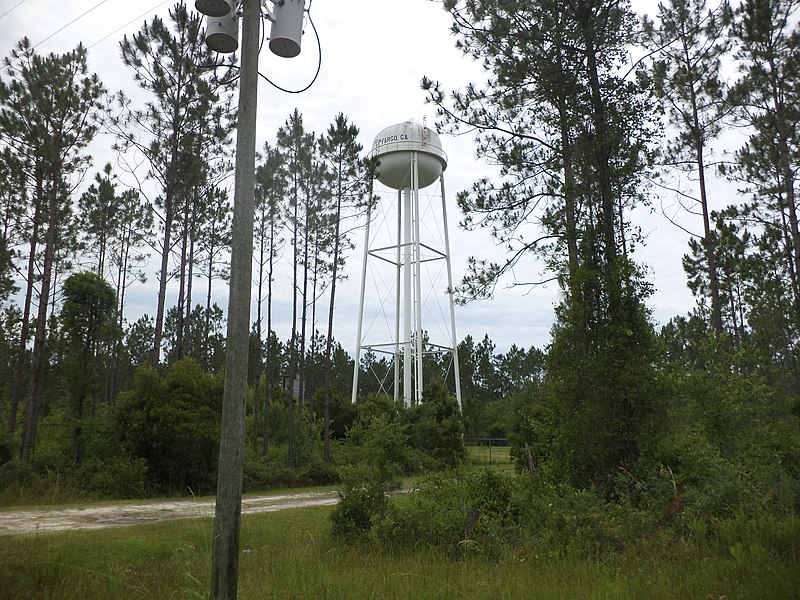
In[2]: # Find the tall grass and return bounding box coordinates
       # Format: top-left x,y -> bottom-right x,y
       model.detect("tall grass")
1,505 -> 797,599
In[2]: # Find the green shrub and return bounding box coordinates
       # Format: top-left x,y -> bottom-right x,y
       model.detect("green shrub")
364,469 -> 658,559
406,381 -> 466,469
0,431 -> 16,465
375,472 -> 473,553
373,469 -> 518,557
710,513 -> 800,563
242,444 -> 339,491
330,468 -> 389,543
509,477 -> 657,556
75,456 -> 148,498
114,359 -> 223,495
338,414 -> 410,483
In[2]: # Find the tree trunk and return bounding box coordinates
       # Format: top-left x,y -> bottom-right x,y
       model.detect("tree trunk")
182,192 -> 198,358
263,214 -> 276,455
574,1 -> 621,320
287,178 -> 300,468
558,100 -> 580,300
253,211 -> 266,450
152,115 -> 181,365
778,136 -> 800,327
696,140 -> 724,337
152,193 -> 173,365
323,185 -> 343,463
21,174 -> 60,463
7,166 -> 42,435
299,198 -> 310,412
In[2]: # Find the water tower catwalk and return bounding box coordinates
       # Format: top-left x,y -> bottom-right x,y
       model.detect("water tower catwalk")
351,121 -> 462,408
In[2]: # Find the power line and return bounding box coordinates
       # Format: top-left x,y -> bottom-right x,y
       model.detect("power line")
3,0 -> 172,72
88,0 -> 173,49
29,0 -> 113,51
0,0 -> 30,22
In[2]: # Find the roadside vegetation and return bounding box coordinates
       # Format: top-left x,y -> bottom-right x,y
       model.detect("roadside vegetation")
1,503 -> 797,599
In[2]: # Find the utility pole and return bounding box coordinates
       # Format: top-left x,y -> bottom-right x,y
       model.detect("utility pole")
210,0 -> 259,597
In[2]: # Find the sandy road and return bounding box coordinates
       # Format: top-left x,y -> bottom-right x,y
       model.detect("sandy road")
0,490 -> 340,536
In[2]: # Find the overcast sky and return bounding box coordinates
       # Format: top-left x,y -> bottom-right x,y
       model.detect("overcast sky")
1,0 -> 739,355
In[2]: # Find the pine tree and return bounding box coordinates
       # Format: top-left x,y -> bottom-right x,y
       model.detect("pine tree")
276,109 -> 315,467
111,2 -> 235,364
60,271 -> 118,463
727,0 -> 800,330
645,0 -> 731,337
254,142 -> 286,454
0,39 -> 105,461
318,113 -> 368,461
428,0 -> 660,484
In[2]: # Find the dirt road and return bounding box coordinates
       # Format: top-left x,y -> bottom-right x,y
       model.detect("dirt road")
0,490 -> 339,536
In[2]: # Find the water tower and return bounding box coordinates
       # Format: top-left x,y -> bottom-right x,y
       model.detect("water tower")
351,121 -> 462,408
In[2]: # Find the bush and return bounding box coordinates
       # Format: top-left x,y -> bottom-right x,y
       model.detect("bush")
75,456 -> 148,498
374,469 -> 516,557
337,384 -> 465,481
353,468 -> 660,559
406,381 -> 466,469
330,468 -> 389,543
114,359 -> 223,495
242,444 -> 339,491
0,431 -> 16,465
710,513 -> 800,563
337,414 -> 410,483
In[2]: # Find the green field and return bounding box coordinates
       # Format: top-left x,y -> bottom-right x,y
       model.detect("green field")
1,502 -> 797,599
466,444 -> 513,470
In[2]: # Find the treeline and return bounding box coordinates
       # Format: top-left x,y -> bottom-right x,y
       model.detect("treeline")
417,0 -> 800,481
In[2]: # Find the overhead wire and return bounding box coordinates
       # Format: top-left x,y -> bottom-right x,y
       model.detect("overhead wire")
0,0 -> 30,22
28,0 -> 114,51
88,0 -> 173,49
3,0 -> 173,72
7,0 -> 319,93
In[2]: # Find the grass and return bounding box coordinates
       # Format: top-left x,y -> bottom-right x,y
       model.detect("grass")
1,504 -> 797,599
465,444 -> 514,472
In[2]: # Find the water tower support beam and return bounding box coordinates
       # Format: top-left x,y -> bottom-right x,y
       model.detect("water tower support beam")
412,153 -> 424,405
440,175 -> 462,409
351,198 -> 373,404
403,185 -> 413,407
394,189 -> 402,403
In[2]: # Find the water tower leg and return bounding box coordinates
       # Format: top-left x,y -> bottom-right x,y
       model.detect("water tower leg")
351,199 -> 373,404
440,176 -> 462,409
403,185 -> 413,407
412,153 -> 424,405
394,189 -> 402,404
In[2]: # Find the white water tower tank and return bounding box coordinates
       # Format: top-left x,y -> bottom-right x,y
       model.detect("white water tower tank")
372,122 -> 447,190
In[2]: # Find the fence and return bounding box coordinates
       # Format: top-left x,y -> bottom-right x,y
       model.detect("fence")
464,436 -> 510,465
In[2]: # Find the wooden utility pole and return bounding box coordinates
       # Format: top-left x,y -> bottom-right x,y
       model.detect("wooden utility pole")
210,0 -> 260,597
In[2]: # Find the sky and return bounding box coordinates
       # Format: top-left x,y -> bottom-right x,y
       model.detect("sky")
0,0 -> 736,356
